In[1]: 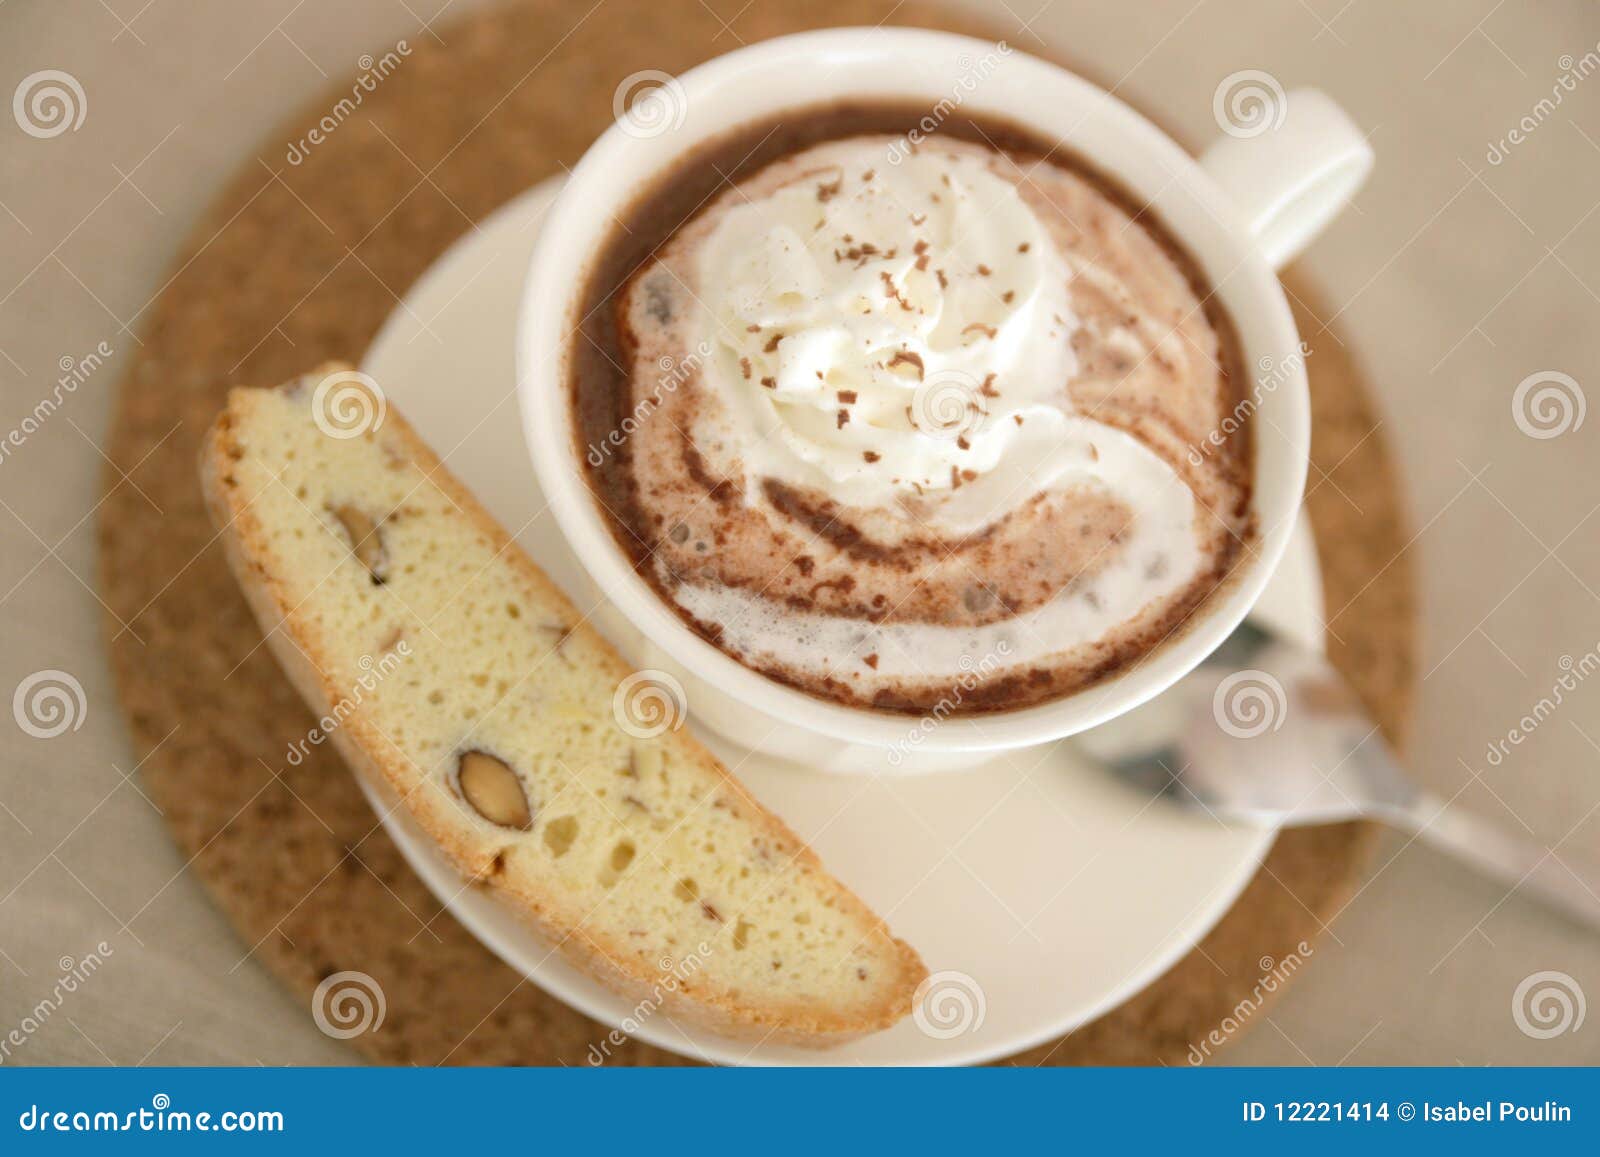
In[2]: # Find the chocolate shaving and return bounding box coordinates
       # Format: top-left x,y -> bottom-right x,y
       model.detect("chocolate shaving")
885,350 -> 924,378
841,242 -> 882,268
879,271 -> 913,311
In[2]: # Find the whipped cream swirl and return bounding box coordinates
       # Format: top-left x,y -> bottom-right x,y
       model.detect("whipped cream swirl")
696,139 -> 1095,530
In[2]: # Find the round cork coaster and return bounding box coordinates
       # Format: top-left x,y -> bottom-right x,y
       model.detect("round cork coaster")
98,0 -> 1414,1066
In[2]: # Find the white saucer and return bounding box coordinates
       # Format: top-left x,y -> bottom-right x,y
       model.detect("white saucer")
359,178 -> 1323,1066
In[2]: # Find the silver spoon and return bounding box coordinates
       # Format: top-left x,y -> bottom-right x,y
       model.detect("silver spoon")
1075,619 -> 1600,928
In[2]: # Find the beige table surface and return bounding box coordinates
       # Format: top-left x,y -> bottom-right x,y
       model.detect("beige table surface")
2,0 -> 1598,1066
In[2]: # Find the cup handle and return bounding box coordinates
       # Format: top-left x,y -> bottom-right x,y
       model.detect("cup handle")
1198,88 -> 1374,271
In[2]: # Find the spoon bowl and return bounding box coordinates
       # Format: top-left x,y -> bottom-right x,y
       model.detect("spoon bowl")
1078,620 -> 1600,929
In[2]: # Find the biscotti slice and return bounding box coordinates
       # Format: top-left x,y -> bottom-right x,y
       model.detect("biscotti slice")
200,365 -> 926,1045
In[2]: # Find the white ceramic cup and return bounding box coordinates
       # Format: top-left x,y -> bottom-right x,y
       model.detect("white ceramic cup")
517,28 -> 1373,775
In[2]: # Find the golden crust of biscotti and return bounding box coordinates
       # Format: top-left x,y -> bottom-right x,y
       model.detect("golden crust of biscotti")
198,365 -> 926,1046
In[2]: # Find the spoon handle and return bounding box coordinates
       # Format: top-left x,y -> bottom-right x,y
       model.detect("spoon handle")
1394,792 -> 1600,929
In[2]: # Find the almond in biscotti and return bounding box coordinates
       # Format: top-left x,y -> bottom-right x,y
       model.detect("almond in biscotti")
456,750 -> 533,830
331,503 -> 388,583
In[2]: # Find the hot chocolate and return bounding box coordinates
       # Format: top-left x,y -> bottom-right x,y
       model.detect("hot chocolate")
571,106 -> 1253,715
